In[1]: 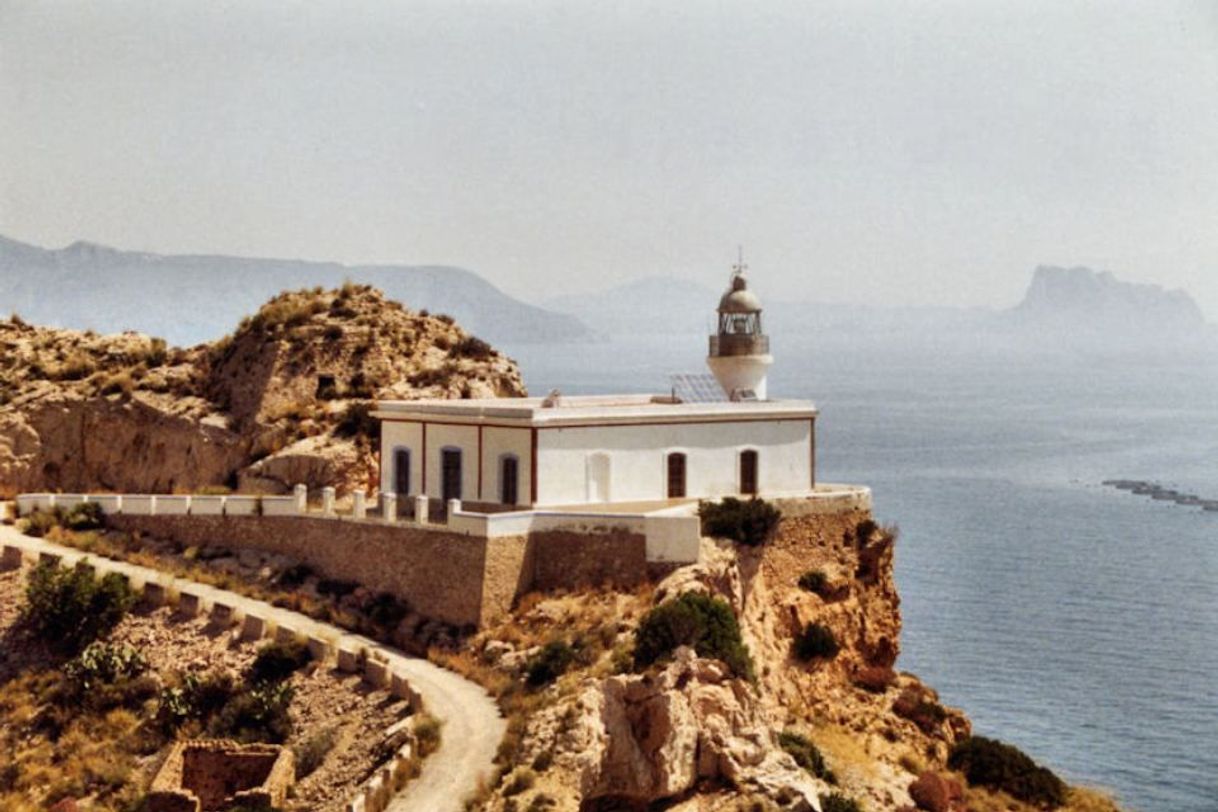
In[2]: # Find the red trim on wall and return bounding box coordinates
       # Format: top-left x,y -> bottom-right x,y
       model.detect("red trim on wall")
421,422 -> 428,494
378,415 -> 814,430
530,428 -> 538,505
477,425 -> 484,500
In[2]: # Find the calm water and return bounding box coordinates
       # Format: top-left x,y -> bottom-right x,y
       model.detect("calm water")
509,336 -> 1218,812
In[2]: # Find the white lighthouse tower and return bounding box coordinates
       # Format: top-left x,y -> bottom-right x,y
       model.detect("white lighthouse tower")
707,252 -> 773,401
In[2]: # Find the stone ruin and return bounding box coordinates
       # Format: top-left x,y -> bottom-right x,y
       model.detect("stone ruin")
146,740 -> 295,812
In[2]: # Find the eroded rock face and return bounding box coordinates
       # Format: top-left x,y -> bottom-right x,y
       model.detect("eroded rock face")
0,286 -> 526,497
523,647 -> 822,811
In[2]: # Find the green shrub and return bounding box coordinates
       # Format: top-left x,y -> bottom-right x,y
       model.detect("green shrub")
855,518 -> 879,545
452,335 -> 494,360
22,508 -> 62,537
58,642 -> 157,712
64,642 -> 146,693
276,563 -> 314,588
64,502 -> 106,531
293,727 -> 338,779
211,680 -> 295,744
414,713 -> 442,757
335,401 -> 379,439
23,562 -> 136,653
797,569 -> 829,596
793,622 -> 840,661
698,497 -> 781,547
503,768 -> 536,796
363,592 -> 410,630
250,640 -> 311,684
893,688 -> 948,733
819,792 -> 864,812
633,592 -> 754,680
948,736 -> 1066,808
778,730 -> 835,783
157,670 -> 240,731
526,640 -> 576,687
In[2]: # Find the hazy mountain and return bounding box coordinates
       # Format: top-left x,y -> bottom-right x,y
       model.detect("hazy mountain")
545,276 -> 720,337
1008,265 -> 1207,337
0,234 -> 592,347
544,267 -> 1210,351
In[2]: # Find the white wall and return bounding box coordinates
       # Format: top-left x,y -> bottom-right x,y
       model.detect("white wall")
481,426 -> 532,505
380,420 -> 533,506
380,421 -> 423,496
535,419 -> 813,506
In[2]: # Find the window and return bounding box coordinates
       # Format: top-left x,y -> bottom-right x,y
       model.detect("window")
441,448 -> 462,502
393,448 -> 411,496
740,449 -> 758,495
666,453 -> 687,499
501,455 -> 519,505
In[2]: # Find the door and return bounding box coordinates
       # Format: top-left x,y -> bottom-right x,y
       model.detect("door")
501,456 -> 519,505
441,448 -> 463,503
393,449 -> 411,497
740,449 -> 758,496
667,453 -> 687,499
587,453 -> 610,503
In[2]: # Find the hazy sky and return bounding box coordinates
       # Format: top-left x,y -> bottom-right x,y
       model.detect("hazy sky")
2,1 -> 1216,315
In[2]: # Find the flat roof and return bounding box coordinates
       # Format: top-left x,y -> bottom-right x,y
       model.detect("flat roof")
373,393 -> 818,427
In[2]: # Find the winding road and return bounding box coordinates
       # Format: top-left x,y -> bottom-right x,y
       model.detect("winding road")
0,516 -> 505,812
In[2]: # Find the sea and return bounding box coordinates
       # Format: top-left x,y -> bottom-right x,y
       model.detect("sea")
508,334 -> 1218,812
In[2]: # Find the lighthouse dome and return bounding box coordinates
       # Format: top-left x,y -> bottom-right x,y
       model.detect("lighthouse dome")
718,274 -> 762,313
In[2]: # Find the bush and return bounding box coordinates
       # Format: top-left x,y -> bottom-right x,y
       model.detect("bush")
250,640 -> 311,684
793,622 -> 840,662
157,669 -> 240,731
22,508 -> 62,537
633,592 -> 754,680
363,592 -> 410,630
335,401 -> 378,439
525,640 -> 576,687
855,518 -> 879,545
276,563 -> 314,588
893,688 -> 948,733
503,768 -> 536,796
64,642 -> 146,693
819,792 -> 864,812
64,502 -> 105,531
211,680 -> 295,744
698,497 -> 781,547
23,562 -> 136,653
948,736 -> 1066,808
778,730 -> 835,783
293,727 -> 338,779
452,335 -> 494,360
797,569 -> 829,596
414,713 -> 442,757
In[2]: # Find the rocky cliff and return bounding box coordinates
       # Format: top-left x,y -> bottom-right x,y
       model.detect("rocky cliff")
463,508 -> 1117,812
0,284 -> 525,498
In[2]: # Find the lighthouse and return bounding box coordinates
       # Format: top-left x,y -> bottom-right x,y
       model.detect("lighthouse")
707,253 -> 773,401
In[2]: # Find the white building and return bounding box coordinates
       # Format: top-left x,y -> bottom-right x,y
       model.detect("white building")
375,264 -> 817,512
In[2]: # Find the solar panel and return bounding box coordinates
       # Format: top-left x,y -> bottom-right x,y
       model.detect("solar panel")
669,373 -> 728,403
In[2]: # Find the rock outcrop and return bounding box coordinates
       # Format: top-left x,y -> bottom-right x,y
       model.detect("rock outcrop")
468,506 -> 1005,812
0,284 -> 526,498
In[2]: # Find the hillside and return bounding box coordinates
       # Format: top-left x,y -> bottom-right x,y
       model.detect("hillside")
0,284 -> 525,498
0,234 -> 592,347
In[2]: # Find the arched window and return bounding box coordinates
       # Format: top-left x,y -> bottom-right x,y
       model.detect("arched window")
740,449 -> 758,496
500,455 -> 519,506
666,452 -> 687,499
441,447 -> 463,502
393,448 -> 411,496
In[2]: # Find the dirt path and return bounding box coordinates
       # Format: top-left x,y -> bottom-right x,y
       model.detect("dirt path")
0,517 -> 505,812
